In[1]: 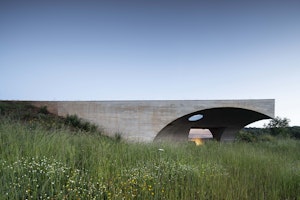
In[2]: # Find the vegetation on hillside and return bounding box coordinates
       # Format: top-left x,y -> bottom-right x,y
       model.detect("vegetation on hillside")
238,117 -> 300,143
0,102 -> 299,199
0,101 -> 101,134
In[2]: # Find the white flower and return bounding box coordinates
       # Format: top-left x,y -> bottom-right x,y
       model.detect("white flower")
158,148 -> 164,152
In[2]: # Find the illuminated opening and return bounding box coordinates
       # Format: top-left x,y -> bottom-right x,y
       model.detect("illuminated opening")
188,128 -> 213,145
188,114 -> 203,121
191,138 -> 204,146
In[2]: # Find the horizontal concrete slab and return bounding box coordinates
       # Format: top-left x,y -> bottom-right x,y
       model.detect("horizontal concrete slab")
25,99 -> 274,142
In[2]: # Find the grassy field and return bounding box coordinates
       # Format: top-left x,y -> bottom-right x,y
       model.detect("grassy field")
0,102 -> 299,199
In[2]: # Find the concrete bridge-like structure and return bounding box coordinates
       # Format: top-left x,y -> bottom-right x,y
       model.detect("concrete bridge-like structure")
30,99 -> 275,142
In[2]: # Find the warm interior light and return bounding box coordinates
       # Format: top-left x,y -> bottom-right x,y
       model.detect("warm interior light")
191,138 -> 203,146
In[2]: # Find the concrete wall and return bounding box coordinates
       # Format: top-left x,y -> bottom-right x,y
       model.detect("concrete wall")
30,99 -> 275,142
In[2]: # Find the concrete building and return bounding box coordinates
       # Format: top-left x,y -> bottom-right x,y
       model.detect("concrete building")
29,99 -> 275,142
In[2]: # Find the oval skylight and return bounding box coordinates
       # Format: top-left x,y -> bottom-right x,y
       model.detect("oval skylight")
188,114 -> 203,122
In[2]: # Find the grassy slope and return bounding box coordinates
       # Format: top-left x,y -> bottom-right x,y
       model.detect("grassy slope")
0,102 -> 299,199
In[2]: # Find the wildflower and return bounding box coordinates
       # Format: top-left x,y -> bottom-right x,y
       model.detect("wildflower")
158,148 -> 164,152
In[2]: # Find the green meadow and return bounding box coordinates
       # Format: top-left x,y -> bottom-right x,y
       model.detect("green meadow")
0,102 -> 299,199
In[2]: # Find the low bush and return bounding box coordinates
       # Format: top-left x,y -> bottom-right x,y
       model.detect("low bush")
236,130 -> 257,142
64,114 -> 98,133
258,134 -> 275,142
38,106 -> 49,115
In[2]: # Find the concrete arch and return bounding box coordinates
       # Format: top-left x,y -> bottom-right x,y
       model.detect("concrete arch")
154,107 -> 273,142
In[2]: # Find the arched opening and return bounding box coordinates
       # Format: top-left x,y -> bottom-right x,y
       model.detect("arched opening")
154,107 -> 272,142
188,128 -> 213,145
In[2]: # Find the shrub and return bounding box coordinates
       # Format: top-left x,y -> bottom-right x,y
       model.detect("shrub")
65,114 -> 98,133
264,117 -> 290,128
38,106 -> 49,115
288,126 -> 300,139
114,132 -> 122,142
258,134 -> 275,142
236,130 -> 257,142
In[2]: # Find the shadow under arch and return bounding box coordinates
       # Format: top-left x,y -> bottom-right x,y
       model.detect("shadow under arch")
154,107 -> 273,142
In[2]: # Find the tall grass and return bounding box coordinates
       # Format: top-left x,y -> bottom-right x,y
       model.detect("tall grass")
0,117 -> 299,199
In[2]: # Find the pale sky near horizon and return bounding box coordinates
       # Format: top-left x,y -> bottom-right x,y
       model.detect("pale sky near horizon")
1,0 -> 300,127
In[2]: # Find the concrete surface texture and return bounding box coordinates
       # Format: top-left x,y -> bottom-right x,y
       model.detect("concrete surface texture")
30,99 -> 275,142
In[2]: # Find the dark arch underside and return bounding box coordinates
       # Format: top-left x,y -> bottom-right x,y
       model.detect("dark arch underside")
154,107 -> 272,142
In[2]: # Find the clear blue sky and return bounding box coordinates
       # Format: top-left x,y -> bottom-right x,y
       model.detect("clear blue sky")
1,0 -> 300,126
